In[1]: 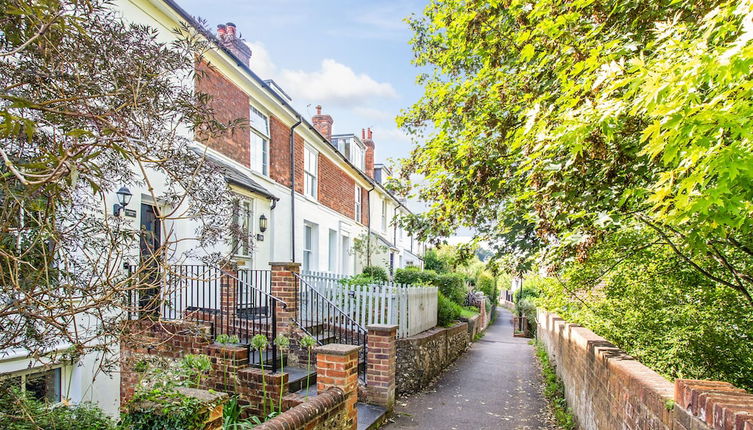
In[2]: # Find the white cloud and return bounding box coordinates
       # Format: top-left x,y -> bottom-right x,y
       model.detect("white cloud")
280,59 -> 397,106
244,41 -> 277,79
353,107 -> 394,122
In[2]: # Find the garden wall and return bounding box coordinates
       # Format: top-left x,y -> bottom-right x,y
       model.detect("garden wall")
396,322 -> 469,395
537,309 -> 753,430
255,388 -> 349,430
120,320 -> 287,418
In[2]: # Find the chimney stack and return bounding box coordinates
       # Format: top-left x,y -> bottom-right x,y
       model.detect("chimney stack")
312,105 -> 334,142
363,127 -> 375,179
216,22 -> 252,65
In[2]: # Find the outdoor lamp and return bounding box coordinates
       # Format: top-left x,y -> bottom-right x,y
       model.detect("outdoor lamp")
259,214 -> 268,233
113,186 -> 132,216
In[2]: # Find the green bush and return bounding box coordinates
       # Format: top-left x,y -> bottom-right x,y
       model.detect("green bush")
424,248 -> 451,273
362,266 -> 388,282
477,272 -> 498,301
394,267 -> 438,285
434,273 -> 466,305
437,292 -> 463,327
0,389 -> 115,430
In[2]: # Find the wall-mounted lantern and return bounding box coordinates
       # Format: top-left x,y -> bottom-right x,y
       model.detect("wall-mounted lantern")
259,214 -> 268,233
113,186 -> 132,217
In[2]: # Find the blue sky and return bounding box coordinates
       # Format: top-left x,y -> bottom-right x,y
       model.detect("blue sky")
176,0 -> 428,167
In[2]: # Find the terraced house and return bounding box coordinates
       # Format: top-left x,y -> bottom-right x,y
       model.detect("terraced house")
0,0 -> 425,416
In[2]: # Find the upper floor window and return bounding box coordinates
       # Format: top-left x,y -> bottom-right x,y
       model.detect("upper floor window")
351,145 -> 364,171
250,106 -> 269,175
354,186 -> 362,222
304,146 -> 318,199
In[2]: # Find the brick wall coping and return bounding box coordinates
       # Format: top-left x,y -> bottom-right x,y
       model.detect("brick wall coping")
366,324 -> 398,333
270,261 -> 301,267
314,344 -> 361,356
398,322 -> 467,343
254,388 -> 346,430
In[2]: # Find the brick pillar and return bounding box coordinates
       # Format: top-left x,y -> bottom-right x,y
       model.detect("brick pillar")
315,344 -> 360,430
270,262 -> 300,335
220,265 -> 238,326
366,324 -> 397,411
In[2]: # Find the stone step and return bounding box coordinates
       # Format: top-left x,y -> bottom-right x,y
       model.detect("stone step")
357,402 -> 387,430
286,366 -> 317,393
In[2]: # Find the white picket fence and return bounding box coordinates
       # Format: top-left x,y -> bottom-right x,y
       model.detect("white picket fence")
302,272 -> 438,338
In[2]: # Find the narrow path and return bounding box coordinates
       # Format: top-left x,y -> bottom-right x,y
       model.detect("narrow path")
385,308 -> 555,430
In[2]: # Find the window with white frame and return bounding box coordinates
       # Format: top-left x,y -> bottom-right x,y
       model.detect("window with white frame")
354,186 -> 362,222
0,367 -> 61,402
381,199 -> 388,232
303,222 -> 317,272
304,146 -> 318,199
351,144 -> 364,171
231,197 -> 254,257
250,106 -> 269,175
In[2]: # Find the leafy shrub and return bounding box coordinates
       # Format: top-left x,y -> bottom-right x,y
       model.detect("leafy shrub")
434,273 -> 466,305
215,334 -> 240,344
121,388 -> 213,430
0,389 -> 115,430
477,272 -> 498,301
537,228 -> 753,391
341,273 -> 374,286
437,292 -> 462,327
424,248 -> 451,273
394,267 -> 438,285
362,266 -> 388,282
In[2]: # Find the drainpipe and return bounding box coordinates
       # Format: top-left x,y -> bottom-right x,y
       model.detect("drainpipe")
365,184 -> 375,267
290,116 -> 302,263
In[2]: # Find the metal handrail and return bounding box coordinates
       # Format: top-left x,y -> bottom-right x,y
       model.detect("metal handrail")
294,273 -> 368,383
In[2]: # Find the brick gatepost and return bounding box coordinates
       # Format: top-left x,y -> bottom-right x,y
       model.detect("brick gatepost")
270,262 -> 300,335
366,324 -> 397,412
220,265 -> 238,322
315,344 -> 361,430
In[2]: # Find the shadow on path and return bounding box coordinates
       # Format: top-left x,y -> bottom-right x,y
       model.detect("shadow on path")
384,308 -> 555,430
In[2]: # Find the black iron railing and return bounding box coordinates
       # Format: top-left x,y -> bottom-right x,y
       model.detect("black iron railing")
294,273 -> 367,383
129,265 -> 284,372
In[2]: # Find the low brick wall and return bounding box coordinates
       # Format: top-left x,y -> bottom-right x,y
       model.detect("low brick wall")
396,322 -> 469,395
537,310 -> 753,430
255,388 -> 349,430
120,320 -> 287,418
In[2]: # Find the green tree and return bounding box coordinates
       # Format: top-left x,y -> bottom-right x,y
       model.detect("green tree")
397,0 -> 753,306
0,0 -> 241,362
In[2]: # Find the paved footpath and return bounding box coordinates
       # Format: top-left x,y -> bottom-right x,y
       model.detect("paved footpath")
385,308 -> 556,430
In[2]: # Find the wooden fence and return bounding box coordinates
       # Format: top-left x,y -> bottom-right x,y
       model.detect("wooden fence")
301,272 -> 438,338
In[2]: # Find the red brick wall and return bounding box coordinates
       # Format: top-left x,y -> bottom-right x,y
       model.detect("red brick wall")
536,310 -> 753,430
120,320 -> 287,418
255,388 -> 349,430
318,154 -> 356,220
195,62 -> 250,168
269,115 -> 304,193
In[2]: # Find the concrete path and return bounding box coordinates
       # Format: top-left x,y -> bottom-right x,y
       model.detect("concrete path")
385,308 -> 556,430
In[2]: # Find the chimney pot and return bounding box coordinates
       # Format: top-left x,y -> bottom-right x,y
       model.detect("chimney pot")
226,22 -> 237,38
368,128 -> 373,139
362,128 -> 366,140
316,105 -> 322,115
217,24 -> 227,36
